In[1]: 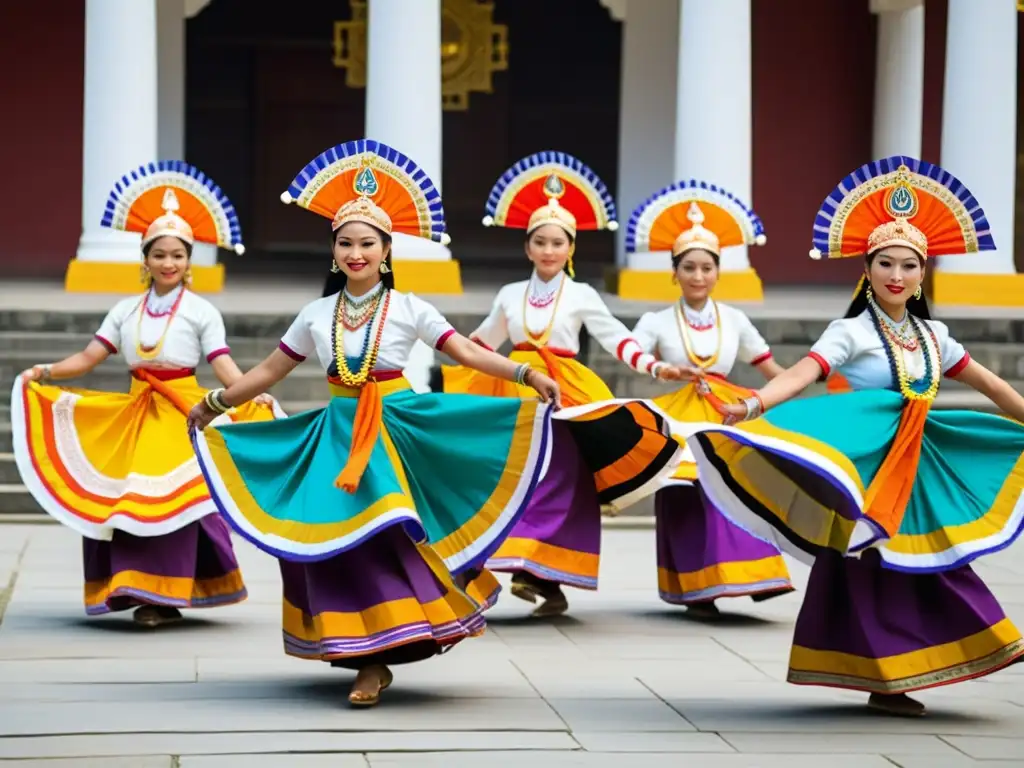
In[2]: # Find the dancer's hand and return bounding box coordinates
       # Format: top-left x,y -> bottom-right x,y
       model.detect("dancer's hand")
187,401 -> 218,432
253,393 -> 275,407
720,402 -> 748,425
526,370 -> 561,409
20,365 -> 50,383
656,364 -> 700,382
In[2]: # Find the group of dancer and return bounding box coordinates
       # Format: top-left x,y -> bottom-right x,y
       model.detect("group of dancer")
13,141 -> 1024,716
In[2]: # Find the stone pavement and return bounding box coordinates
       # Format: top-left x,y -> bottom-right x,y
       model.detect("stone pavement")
2,525 -> 1024,767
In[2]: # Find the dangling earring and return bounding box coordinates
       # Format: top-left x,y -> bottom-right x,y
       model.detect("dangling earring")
139,263 -> 151,285
566,244 -> 576,279
183,267 -> 193,287
330,260 -> 340,273
379,260 -> 391,274
865,282 -> 873,302
913,285 -> 922,300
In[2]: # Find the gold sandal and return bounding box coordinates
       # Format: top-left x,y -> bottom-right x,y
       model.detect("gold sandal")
348,666 -> 394,708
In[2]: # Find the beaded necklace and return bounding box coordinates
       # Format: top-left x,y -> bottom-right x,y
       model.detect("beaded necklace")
866,300 -> 940,402
340,285 -> 383,331
135,285 -> 187,360
331,288 -> 391,387
521,273 -> 567,347
675,299 -> 722,370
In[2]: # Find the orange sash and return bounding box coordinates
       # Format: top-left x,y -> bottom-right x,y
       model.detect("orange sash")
333,380 -> 383,494
862,398 -> 930,537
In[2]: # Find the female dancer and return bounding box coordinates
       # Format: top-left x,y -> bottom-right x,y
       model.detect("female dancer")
13,162 -> 279,627
626,181 -> 794,617
188,139 -> 567,707
443,151 -> 687,617
687,156 -> 1024,715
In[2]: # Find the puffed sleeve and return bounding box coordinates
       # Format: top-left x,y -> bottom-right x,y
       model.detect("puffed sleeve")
929,320 -> 971,377
278,302 -> 315,362
198,303 -> 231,362
577,284 -> 660,374
94,298 -> 135,354
469,288 -> 510,351
733,309 -> 773,366
807,319 -> 856,379
631,312 -> 660,355
407,293 -> 457,350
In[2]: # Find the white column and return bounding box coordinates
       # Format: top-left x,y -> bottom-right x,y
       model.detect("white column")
674,0 -> 752,274
155,0 -> 214,268
871,0 -> 925,158
76,0 -> 158,263
614,0 -> 680,270
937,0 -> 1018,275
366,0 -> 449,264
366,0 -> 446,390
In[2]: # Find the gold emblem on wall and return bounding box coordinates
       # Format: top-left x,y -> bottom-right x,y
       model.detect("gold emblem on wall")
333,0 -> 509,111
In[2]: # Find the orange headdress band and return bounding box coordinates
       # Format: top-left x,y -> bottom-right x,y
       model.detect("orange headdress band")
101,161 -> 245,254
280,139 -> 450,245
809,156 -> 995,261
626,179 -> 765,257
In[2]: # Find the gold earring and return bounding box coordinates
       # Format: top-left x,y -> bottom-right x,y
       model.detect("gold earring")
865,282 -> 873,302
913,285 -> 922,300
330,260 -> 340,273
379,260 -> 391,274
139,263 -> 151,285
183,267 -> 193,286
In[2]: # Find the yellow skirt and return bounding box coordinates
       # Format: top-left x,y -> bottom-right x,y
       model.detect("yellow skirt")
12,372 -> 279,540
443,349 -> 613,407
653,375 -> 753,482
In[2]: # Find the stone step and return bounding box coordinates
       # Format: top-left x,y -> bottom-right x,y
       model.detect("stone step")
0,331 -> 276,359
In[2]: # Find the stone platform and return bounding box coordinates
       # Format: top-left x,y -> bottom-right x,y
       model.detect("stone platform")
1,524 -> 1023,766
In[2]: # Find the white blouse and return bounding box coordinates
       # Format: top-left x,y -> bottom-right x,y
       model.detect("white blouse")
94,285 -> 230,369
632,299 -> 772,378
471,271 -> 659,373
279,285 -> 455,374
809,310 -> 971,390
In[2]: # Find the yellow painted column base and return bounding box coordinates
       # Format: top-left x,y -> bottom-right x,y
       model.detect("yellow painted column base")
932,272 -> 1024,307
65,261 -> 225,293
392,259 -> 463,294
617,267 -> 763,302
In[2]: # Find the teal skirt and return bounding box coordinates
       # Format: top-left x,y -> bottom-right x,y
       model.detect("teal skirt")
192,385 -> 552,575
683,389 -> 1024,574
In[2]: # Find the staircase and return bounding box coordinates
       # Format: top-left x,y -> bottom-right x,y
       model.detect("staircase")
2,307 -> 1023,519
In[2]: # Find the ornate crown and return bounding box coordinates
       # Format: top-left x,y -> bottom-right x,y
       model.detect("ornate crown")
281,140 -> 450,244
625,179 -> 765,257
866,218 -> 928,257
809,157 -> 995,261
143,189 -> 195,247
482,152 -> 617,237
672,203 -> 721,257
101,161 -> 245,254
330,166 -> 394,233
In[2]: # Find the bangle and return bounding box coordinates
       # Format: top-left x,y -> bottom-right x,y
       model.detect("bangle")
742,394 -> 764,421
204,388 -> 231,414
650,362 -> 665,380
513,363 -> 532,386
39,364 -> 53,382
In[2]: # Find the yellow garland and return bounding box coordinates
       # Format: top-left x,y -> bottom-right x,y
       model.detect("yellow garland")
877,313 -> 940,402
675,300 -> 722,370
333,290 -> 388,387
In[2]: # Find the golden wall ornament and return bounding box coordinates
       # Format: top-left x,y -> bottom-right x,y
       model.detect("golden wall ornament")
333,0 -> 508,111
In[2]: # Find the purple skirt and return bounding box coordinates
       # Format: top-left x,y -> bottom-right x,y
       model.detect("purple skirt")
485,422 -> 601,590
279,525 -> 488,669
82,514 -> 246,615
656,483 -> 793,605
789,550 -> 1024,693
